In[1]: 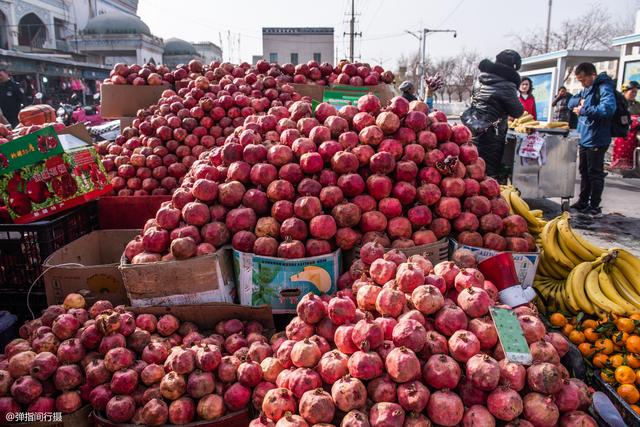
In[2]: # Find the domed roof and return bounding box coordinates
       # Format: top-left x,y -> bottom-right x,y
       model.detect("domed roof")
83,12 -> 151,36
163,38 -> 197,55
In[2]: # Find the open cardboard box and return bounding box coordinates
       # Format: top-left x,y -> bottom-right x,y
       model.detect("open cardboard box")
91,302 -> 271,426
43,229 -> 140,306
119,247 -> 236,307
100,84 -> 165,118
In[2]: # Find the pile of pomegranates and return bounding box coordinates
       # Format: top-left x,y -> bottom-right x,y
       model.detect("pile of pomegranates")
103,62 -> 175,86
123,89 -> 535,263
0,292 -> 274,425
260,59 -> 395,87
247,247 -> 596,426
98,60 -> 305,197
104,59 -> 395,89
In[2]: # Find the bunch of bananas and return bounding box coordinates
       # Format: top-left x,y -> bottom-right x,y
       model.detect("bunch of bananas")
537,212 -> 605,279
500,185 -> 546,237
534,212 -> 640,316
537,249 -> 640,317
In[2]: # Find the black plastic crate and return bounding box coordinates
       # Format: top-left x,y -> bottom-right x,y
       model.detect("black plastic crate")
0,290 -> 47,326
592,370 -> 640,426
0,202 -> 98,292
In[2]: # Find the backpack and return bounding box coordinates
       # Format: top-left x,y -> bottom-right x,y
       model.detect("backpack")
594,83 -> 630,137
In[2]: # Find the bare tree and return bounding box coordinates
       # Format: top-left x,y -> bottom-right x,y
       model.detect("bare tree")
512,4 -> 634,57
450,50 -> 480,102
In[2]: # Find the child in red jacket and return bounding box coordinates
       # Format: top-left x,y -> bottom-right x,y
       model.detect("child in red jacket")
518,77 -> 537,120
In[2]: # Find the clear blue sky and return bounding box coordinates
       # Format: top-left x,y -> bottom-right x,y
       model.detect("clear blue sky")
138,0 -> 637,68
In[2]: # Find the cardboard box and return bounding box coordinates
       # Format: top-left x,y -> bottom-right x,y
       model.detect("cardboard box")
128,302 -> 275,332
324,83 -> 395,107
43,229 -> 140,306
93,303 -> 270,427
119,117 -> 135,130
16,404 -> 92,427
346,238 -> 450,268
120,247 -> 236,307
0,124 -> 112,223
233,249 -> 341,313
292,83 -> 326,102
450,239 -> 540,288
100,84 -> 165,118
98,195 -> 171,229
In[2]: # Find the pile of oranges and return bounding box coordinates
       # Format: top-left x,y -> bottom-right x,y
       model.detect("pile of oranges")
551,312 -> 640,412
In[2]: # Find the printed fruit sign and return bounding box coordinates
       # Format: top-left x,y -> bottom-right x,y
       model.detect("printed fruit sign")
233,249 -> 341,313
0,125 -> 112,223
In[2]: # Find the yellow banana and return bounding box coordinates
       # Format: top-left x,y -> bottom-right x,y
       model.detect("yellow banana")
609,265 -> 640,309
554,280 -> 568,313
500,190 -> 514,214
539,252 -> 570,280
563,268 -> 580,314
585,266 -> 626,315
570,261 -> 597,315
613,256 -> 640,295
571,227 -> 605,259
547,253 -> 572,279
531,209 -> 544,218
556,217 -> 596,262
536,259 -> 552,278
540,218 -> 574,269
556,230 -> 583,267
615,249 -> 640,269
598,267 -> 637,314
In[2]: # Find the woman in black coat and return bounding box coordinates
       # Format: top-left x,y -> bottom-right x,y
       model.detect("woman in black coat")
462,50 -> 524,178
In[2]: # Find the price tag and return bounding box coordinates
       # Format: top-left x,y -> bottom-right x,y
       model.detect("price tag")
489,307 -> 532,365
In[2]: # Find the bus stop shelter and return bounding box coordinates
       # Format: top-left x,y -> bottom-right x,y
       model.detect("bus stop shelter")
519,50 -> 619,122
612,33 -> 640,90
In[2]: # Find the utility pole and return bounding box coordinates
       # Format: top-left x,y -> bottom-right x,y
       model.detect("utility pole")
343,0 -> 362,62
545,0 -> 552,52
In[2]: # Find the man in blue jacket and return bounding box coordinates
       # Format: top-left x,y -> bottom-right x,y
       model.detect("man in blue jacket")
568,62 -> 617,216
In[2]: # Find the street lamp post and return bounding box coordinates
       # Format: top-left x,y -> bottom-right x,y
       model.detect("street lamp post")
406,28 -> 457,99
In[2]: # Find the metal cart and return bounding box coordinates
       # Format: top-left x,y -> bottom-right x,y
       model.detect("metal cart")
503,129 -> 580,211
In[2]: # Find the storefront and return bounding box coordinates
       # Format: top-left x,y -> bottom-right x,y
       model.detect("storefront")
0,49 -> 109,107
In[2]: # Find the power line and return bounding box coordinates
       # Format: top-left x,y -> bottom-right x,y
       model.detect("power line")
438,0 -> 466,27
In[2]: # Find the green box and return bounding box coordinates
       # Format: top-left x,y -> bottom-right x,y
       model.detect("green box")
0,125 -> 112,223
233,249 -> 341,313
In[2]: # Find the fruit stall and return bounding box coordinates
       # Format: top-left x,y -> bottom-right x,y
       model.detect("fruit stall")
0,57 -> 638,426
503,117 -> 579,211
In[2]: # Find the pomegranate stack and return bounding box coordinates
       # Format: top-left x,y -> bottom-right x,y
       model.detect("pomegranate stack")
0,293 -> 276,425
249,246 -> 597,426
97,60 -> 305,197
123,90 -> 535,263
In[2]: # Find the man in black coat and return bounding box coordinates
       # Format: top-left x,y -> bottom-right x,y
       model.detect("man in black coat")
462,50 -> 524,178
0,69 -> 23,128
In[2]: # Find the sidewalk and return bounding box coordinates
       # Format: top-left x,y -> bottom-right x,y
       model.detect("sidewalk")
526,173 -> 640,256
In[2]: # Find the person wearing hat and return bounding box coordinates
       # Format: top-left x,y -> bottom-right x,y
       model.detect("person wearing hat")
461,49 -> 524,179
552,86 -> 573,123
611,81 -> 640,170
399,80 -> 417,102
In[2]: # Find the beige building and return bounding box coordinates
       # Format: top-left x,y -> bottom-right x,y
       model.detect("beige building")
261,27 -> 333,64
194,42 -> 223,65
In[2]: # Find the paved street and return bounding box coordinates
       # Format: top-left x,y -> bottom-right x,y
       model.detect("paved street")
527,173 -> 640,256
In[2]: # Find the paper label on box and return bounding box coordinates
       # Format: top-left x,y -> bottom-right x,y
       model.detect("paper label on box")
233,249 -> 341,313
451,239 -> 539,288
